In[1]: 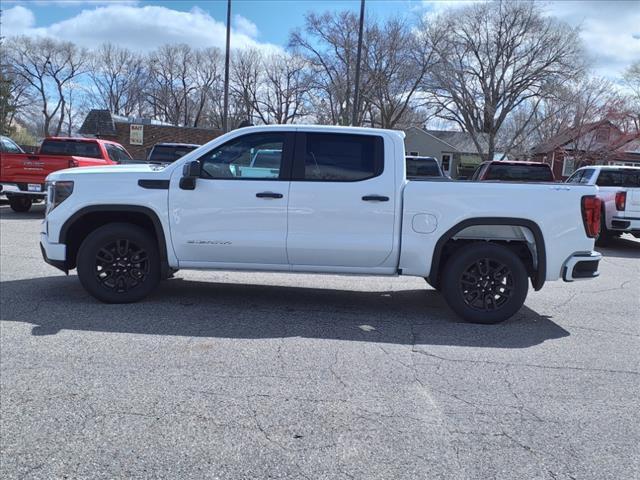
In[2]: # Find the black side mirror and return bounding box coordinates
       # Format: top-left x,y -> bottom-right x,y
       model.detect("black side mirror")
180,160 -> 200,190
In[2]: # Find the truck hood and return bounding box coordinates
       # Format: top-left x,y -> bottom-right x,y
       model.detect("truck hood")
47,163 -> 170,180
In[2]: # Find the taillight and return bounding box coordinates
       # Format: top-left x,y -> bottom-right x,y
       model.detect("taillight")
68,159 -> 79,168
615,191 -> 626,211
581,195 -> 601,238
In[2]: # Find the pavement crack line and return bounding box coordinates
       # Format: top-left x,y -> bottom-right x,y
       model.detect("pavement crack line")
411,350 -> 639,376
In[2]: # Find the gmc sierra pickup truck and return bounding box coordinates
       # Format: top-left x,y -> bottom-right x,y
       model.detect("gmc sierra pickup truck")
1,137 -> 133,212
40,126 -> 603,323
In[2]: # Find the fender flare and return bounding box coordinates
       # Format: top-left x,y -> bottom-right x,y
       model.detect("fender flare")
59,204 -> 169,268
427,217 -> 547,291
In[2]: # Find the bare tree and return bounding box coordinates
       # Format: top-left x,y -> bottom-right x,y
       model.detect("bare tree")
290,11 -> 368,125
253,52 -> 309,124
7,36 -> 87,136
88,43 -> 146,117
423,0 -> 584,161
230,48 -> 262,124
623,61 -> 640,131
363,18 -> 438,128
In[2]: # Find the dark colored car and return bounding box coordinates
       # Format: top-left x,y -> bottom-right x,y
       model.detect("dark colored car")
0,136 -> 25,154
147,143 -> 200,163
405,155 -> 445,179
471,161 -> 555,182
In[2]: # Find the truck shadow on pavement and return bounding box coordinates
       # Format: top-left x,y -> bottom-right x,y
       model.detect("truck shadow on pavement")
1,275 -> 569,349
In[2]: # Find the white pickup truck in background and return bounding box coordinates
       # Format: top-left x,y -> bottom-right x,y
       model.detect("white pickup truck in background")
566,165 -> 640,243
40,125 -> 603,323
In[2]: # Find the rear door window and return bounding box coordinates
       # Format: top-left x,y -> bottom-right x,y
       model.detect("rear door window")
296,133 -> 383,181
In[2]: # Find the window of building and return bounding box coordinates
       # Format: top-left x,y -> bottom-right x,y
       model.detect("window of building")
562,156 -> 576,177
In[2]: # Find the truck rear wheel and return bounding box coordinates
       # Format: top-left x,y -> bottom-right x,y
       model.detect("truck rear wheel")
8,195 -> 33,212
77,223 -> 160,303
441,243 -> 528,324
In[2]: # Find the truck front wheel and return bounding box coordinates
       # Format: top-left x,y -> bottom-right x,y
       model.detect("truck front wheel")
77,223 -> 160,303
441,243 -> 528,324
8,195 -> 33,213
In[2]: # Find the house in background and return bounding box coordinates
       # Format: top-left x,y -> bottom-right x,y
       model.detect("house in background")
404,126 -> 504,179
79,110 -> 222,159
530,120 -> 640,180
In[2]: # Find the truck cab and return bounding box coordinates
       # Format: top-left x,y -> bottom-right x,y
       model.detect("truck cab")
40,125 -> 602,323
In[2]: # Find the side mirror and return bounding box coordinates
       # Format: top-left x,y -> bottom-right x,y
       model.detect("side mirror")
182,160 -> 201,177
180,160 -> 200,190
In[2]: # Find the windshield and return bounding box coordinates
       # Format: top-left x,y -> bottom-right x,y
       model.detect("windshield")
148,145 -> 199,163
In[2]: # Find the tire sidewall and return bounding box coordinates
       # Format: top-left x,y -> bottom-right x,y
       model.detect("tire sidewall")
9,196 -> 32,212
77,223 -> 160,303
441,243 -> 529,324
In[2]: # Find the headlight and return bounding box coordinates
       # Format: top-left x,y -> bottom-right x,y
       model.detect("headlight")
46,180 -> 74,213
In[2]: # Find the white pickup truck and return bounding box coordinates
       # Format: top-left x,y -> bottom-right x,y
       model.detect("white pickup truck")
40,125 -> 603,323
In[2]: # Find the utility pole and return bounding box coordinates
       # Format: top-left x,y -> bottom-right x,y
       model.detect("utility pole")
351,0 -> 365,127
223,0 -> 231,132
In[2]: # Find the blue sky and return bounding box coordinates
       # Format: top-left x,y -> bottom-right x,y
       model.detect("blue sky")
2,0 -> 639,80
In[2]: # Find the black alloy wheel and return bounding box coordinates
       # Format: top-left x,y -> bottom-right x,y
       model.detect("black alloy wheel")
441,243 -> 528,324
459,258 -> 513,312
77,223 -> 160,303
94,239 -> 150,293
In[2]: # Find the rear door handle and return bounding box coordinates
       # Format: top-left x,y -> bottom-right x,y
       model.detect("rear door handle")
362,195 -> 389,202
256,192 -> 283,199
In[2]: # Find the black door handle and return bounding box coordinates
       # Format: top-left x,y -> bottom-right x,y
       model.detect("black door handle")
362,195 -> 389,202
256,192 -> 283,199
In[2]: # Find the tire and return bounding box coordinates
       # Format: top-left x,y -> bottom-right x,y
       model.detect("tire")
596,207 -> 613,246
8,195 -> 32,212
441,243 -> 529,324
77,223 -> 160,303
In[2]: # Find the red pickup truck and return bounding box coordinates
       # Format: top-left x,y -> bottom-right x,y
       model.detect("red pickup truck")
0,137 -> 133,212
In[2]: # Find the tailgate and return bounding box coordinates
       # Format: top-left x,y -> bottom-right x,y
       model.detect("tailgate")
0,153 -> 71,186
626,187 -> 640,215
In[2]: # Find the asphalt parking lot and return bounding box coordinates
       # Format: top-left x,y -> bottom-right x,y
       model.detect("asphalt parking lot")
1,202 -> 638,480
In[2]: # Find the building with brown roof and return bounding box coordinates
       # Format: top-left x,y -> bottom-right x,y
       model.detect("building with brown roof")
79,110 -> 223,159
531,120 -> 640,180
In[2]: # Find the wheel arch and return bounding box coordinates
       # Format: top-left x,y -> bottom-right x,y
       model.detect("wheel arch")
427,217 -> 547,291
59,205 -> 169,272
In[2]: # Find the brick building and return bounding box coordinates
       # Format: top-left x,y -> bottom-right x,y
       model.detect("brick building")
79,110 -> 223,159
530,120 -> 640,180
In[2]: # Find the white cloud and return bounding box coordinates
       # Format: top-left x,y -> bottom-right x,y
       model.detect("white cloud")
2,4 -> 281,54
545,1 -> 640,81
2,5 -> 36,31
233,14 -> 259,39
421,0 -> 639,81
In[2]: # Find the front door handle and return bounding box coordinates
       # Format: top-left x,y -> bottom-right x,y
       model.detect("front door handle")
362,195 -> 389,202
256,192 -> 283,199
